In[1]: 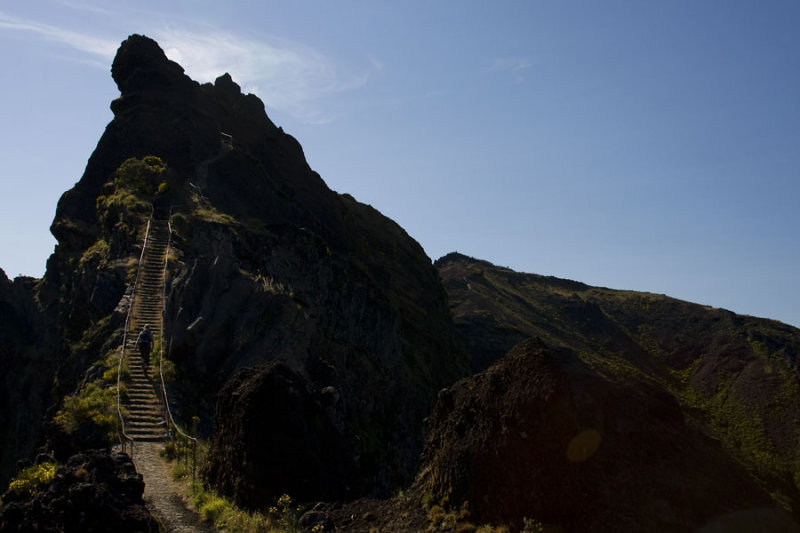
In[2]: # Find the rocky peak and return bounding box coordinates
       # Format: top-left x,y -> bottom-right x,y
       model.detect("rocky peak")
111,34 -> 191,95
214,72 -> 241,97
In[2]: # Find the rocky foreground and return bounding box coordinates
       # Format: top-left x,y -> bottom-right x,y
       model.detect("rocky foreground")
0,450 -> 159,532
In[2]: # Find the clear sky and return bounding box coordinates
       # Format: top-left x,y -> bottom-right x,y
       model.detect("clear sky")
1,1 -> 798,328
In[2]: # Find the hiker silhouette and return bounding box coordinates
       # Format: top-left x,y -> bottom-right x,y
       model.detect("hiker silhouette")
136,325 -> 154,375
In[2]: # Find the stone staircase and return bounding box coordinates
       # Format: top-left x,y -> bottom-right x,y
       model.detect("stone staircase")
123,219 -> 170,442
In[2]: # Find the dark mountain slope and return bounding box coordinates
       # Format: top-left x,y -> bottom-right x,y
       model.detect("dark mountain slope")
421,252 -> 800,530
0,271 -> 54,486
417,338 -> 797,531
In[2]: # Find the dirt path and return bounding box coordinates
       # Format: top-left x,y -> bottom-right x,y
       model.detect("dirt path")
133,441 -> 217,533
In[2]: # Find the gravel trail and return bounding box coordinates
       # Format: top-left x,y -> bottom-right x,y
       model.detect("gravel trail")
133,441 -> 217,533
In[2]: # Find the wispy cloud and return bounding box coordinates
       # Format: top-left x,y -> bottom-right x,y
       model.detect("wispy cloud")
0,10 -> 117,61
488,57 -> 533,73
0,8 -> 372,124
155,28 -> 369,123
54,0 -> 115,17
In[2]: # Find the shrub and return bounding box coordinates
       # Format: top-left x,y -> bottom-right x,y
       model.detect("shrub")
200,496 -> 230,522
185,478 -> 273,532
7,462 -> 57,498
159,358 -> 177,383
79,239 -> 110,267
102,365 -> 131,382
170,212 -> 189,237
115,156 -> 166,194
95,155 -> 170,250
161,441 -> 179,461
53,382 -> 118,444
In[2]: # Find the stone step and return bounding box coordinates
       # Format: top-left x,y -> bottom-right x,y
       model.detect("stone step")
128,421 -> 165,431
126,387 -> 158,394
127,417 -> 163,426
126,433 -> 167,442
127,381 -> 155,389
127,387 -> 158,395
126,414 -> 162,424
127,402 -> 161,412
126,383 -> 157,391
126,405 -> 162,415
126,409 -> 162,419
125,394 -> 159,402
128,424 -> 164,433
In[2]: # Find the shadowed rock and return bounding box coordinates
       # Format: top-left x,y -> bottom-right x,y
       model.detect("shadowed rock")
0,450 -> 159,532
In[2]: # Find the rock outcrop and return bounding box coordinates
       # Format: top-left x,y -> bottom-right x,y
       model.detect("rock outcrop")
204,361 -> 357,507
0,450 -> 159,532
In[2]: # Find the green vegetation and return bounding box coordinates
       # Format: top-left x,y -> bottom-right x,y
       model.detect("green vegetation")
53,345 -> 129,446
194,205 -> 237,225
79,238 -> 111,267
102,364 -> 131,383
190,484 -> 274,532
170,212 -> 190,237
114,155 -> 167,194
164,437 -> 309,532
53,382 -> 119,444
421,494 -> 556,532
7,462 -> 57,498
95,156 -> 169,251
426,495 -> 470,530
172,460 -> 302,532
71,315 -> 114,354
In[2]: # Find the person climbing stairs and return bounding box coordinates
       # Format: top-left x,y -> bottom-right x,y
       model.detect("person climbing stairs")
123,219 -> 170,442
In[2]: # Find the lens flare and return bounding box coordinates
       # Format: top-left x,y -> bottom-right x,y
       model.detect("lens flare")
566,429 -> 602,462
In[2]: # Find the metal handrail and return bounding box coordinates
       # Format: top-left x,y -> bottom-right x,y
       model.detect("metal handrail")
158,212 -> 199,477
116,218 -> 153,456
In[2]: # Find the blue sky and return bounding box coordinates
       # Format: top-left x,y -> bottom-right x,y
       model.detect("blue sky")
1,1 -> 798,328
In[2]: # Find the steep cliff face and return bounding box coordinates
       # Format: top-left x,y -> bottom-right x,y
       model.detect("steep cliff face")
0,271 -> 55,486
35,33 -> 467,503
424,253 -> 800,530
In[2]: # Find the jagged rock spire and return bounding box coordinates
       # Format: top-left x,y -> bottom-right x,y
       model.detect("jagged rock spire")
111,34 -> 191,95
